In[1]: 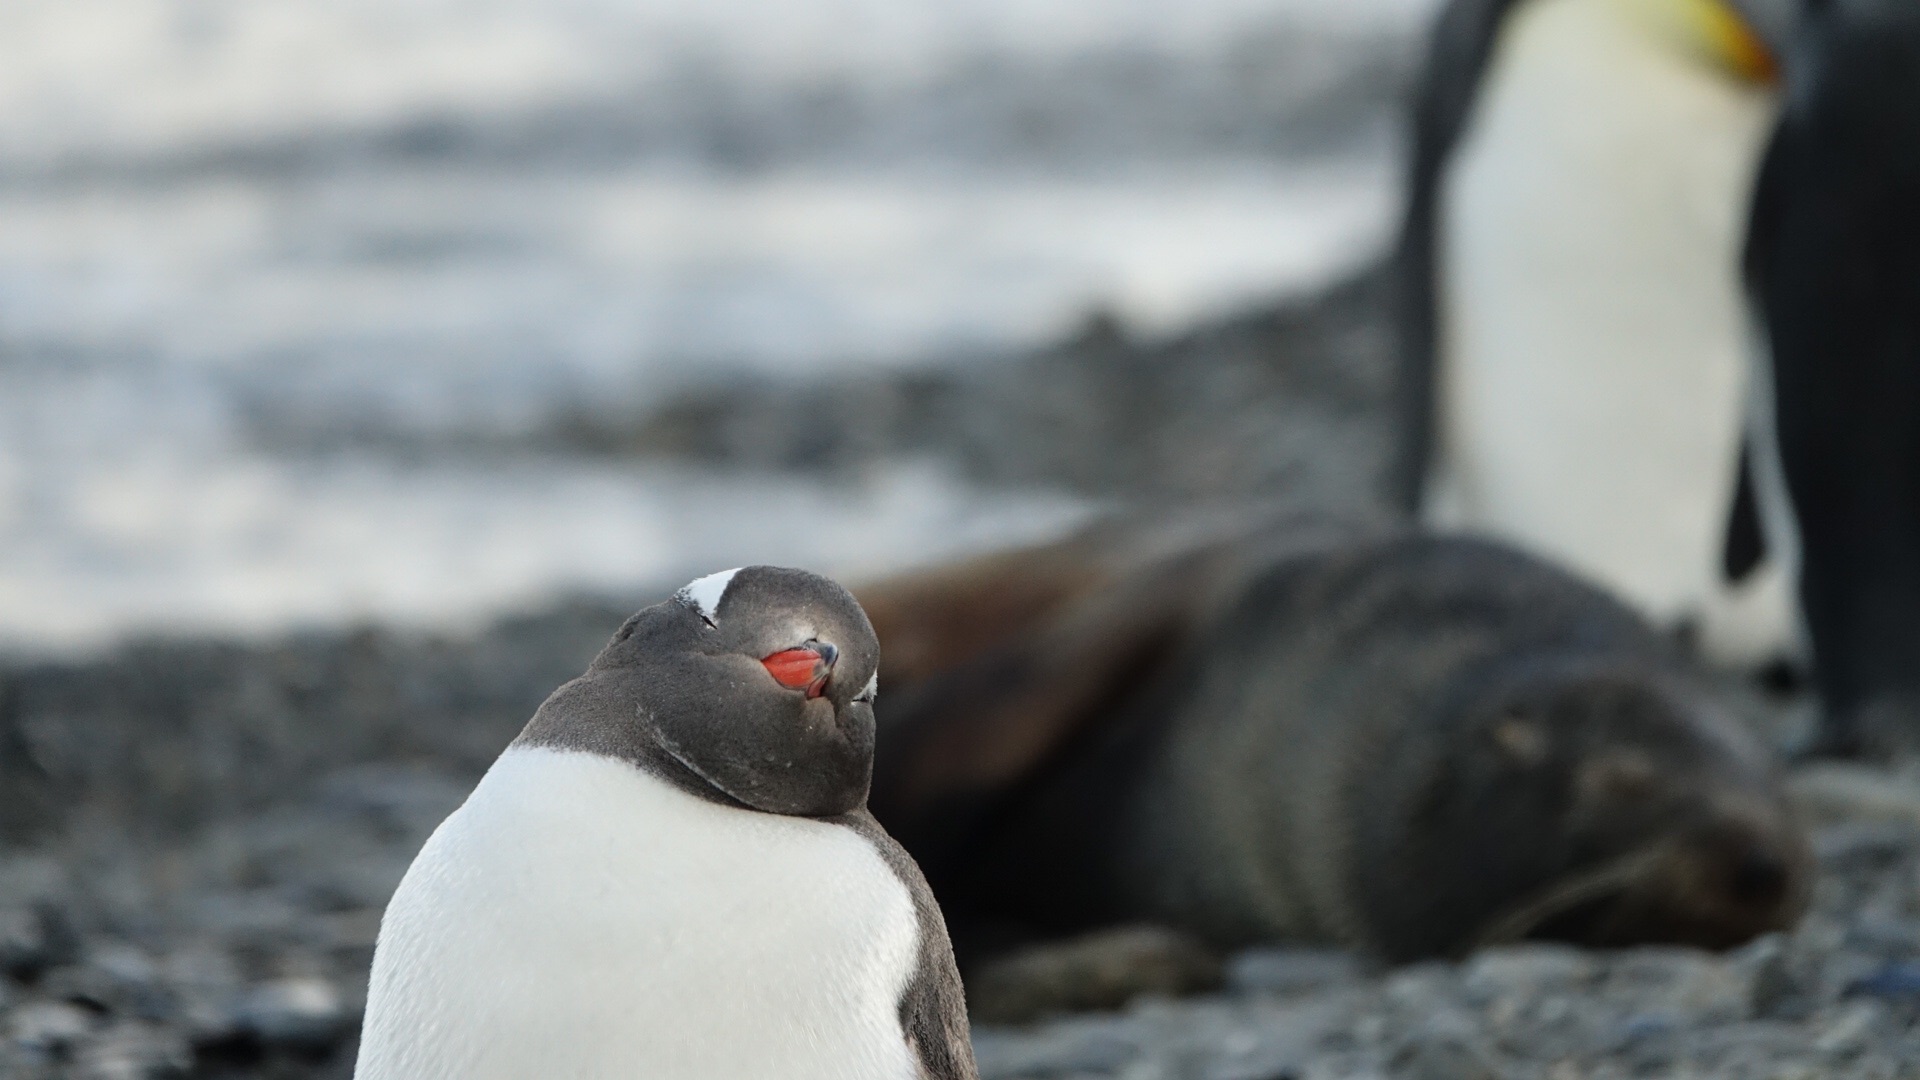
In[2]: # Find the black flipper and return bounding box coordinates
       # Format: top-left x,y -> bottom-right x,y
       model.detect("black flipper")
1391,0 -> 1527,514
837,812 -> 980,1080
1723,438 -> 1769,584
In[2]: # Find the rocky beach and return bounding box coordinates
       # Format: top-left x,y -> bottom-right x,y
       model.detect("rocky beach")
2,0 -> 1916,1075
1,556 -> 1918,1080
1,275 -> 1917,1077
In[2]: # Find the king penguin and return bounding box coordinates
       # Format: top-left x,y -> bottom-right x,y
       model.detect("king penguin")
1394,0 -> 1920,751
354,566 -> 979,1080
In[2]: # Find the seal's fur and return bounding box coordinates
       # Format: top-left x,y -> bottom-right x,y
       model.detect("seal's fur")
863,516 -> 1812,965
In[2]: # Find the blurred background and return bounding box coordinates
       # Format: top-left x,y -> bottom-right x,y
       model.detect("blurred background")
0,0 -> 1431,655
12,3 -> 1920,1079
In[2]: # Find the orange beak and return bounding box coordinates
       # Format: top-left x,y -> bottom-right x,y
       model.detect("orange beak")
762,642 -> 837,699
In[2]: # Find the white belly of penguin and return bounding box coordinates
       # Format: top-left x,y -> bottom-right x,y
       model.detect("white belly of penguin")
355,746 -> 923,1080
1430,0 -> 1792,661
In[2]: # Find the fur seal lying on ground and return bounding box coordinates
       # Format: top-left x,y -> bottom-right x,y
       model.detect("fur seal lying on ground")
860,516 -> 1813,969
358,566 -> 978,1080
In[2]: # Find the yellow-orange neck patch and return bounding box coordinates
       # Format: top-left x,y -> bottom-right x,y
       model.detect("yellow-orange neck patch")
1618,0 -> 1780,84
1696,0 -> 1779,82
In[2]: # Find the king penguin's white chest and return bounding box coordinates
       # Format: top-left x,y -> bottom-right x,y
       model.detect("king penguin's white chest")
355,746 -> 924,1080
1431,0 -> 1790,658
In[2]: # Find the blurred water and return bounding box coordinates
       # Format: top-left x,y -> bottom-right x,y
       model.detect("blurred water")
0,0 -> 1431,652
0,0 -> 1434,165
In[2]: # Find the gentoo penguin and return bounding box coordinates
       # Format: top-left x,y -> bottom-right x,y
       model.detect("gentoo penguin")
1394,0 -> 1920,750
858,512 -> 1811,975
355,567 -> 979,1080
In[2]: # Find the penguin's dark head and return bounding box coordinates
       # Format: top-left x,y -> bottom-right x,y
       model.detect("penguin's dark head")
525,565 -> 882,818
1368,655 -> 1812,961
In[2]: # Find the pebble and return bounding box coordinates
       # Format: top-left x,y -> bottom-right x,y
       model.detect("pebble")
1813,1001 -> 1883,1055
38,947 -> 171,1022
234,977 -> 352,1052
0,906 -> 76,982
975,1023 -> 1141,1077
72,1023 -> 192,1080
1792,763 -> 1920,829
1393,1034 -> 1501,1080
1226,949 -> 1360,997
9,1000 -> 97,1056
1744,938 -> 1814,1020
1461,944 -> 1593,1009
1846,961 -> 1920,1002
968,926 -> 1225,1024
1813,822 -> 1913,868
0,602 -> 1916,1079
0,787 -> 1911,1080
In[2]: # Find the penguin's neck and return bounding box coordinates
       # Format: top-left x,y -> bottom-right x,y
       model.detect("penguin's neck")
1608,0 -> 1777,83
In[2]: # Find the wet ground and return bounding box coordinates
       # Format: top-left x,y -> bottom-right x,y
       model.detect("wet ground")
0,594 -> 1915,1080
2,277 -> 1916,1078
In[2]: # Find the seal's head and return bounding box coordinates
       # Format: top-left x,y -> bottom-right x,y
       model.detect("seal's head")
519,565 -> 881,818
1360,655 -> 1812,961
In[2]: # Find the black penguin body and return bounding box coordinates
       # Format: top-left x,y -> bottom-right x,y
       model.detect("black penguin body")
1745,0 -> 1920,752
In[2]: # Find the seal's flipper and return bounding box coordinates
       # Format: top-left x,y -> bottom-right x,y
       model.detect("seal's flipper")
856,537 -> 1112,694
865,549 -> 1215,855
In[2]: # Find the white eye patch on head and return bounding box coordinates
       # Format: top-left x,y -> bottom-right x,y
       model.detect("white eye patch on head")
675,567 -> 742,627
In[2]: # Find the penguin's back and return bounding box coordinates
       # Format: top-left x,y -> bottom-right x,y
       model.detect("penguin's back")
355,745 -> 923,1080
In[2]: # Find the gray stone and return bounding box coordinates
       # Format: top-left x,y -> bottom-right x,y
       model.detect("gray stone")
72,1022 -> 192,1080
39,944 -> 173,1020
1461,945 -> 1595,1002
1812,1001 -> 1883,1056
1382,962 -> 1456,1010
968,926 -> 1224,1025
234,976 -> 353,1051
1845,960 -> 1920,1003
0,543 -> 1917,1080
1791,764 -> 1920,830
8,1000 -> 97,1054
1392,1033 -> 1502,1080
0,904 -> 78,981
150,943 -> 249,1046
1227,949 -> 1362,997
1741,938 -> 1815,1020
974,1022 -> 1140,1078
1601,948 -> 1751,1023
1812,822 -> 1913,869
